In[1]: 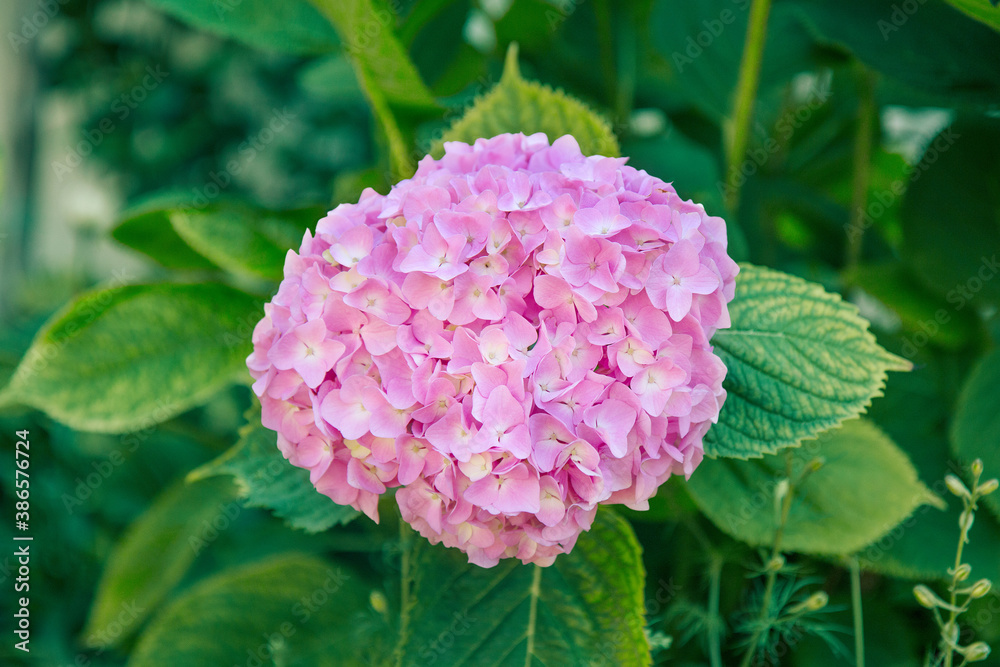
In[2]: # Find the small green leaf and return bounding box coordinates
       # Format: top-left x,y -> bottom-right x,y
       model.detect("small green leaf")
190,417 -> 359,533
394,508 -> 650,667
128,554 -> 371,667
1,283 -> 261,433
145,0 -> 341,54
437,44 -> 620,158
170,204 -> 322,281
689,420 -> 940,555
706,264 -> 910,458
951,349 -> 1000,520
83,477 -> 238,648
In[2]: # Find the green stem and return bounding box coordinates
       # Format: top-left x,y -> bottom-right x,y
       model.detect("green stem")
709,556 -> 724,667
850,557 -> 866,667
739,452 -> 795,667
846,65 -> 878,271
394,520 -> 414,667
943,504 -> 974,667
725,0 -> 774,212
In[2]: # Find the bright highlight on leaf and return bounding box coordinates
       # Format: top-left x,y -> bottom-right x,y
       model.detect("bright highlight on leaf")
689,419 -> 941,555
706,264 -> 912,458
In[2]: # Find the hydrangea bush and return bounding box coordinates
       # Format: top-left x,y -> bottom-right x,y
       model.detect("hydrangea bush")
248,132 -> 738,565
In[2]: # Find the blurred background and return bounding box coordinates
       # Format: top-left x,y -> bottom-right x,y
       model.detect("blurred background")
1,0 -> 999,664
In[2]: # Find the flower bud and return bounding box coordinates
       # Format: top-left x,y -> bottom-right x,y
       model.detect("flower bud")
369,590 -> 388,615
978,478 -> 999,497
946,474 -> 971,499
913,584 -> 947,609
969,579 -> 992,599
971,459 -> 985,479
950,563 -> 972,582
961,641 -> 991,662
766,555 -> 785,572
960,509 -> 976,536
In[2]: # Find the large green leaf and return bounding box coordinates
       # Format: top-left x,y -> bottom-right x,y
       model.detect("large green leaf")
112,193 -> 218,271
0,283 -> 261,433
790,0 -> 1000,107
128,554 -> 374,667
170,205 -> 321,281
901,117 -> 1000,309
83,477 -> 238,648
942,0 -> 1000,33
706,264 -> 910,458
951,349 -> 1000,520
689,420 -> 939,555
190,418 -> 359,533
394,508 -> 650,667
436,44 -> 620,158
144,0 -> 341,54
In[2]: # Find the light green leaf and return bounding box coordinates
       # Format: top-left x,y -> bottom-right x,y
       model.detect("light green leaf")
128,554 -> 373,667
0,283 -> 261,433
706,264 -> 911,458
83,477 -> 238,648
689,420 -> 940,555
112,193 -> 218,271
437,44 -> 620,158
309,0 -> 440,177
942,0 -> 1000,33
394,508 -> 650,667
190,417 -> 359,533
951,349 -> 1000,520
144,0 -> 341,54
170,204 -> 321,281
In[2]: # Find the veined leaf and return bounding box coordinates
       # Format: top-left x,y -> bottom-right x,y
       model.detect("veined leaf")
129,554 -> 373,667
112,193 -> 218,271
0,283 -> 261,433
436,44 -> 620,158
84,477 -> 238,648
394,508 -> 650,667
190,417 -> 359,533
706,264 -> 910,458
941,0 -> 1000,33
689,420 -> 940,555
951,349 -> 1000,520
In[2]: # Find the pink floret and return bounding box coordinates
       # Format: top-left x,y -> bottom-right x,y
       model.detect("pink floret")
248,132 -> 738,567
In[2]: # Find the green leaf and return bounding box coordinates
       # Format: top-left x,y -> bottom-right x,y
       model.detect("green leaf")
169,204 -> 321,281
83,476 -> 238,648
941,0 -> 1000,33
309,0 -> 440,177
706,264 -> 911,458
190,417 -> 359,533
394,508 -> 650,667
0,283 -> 261,433
437,43 -> 620,158
144,0 -> 341,54
128,554 -> 372,667
951,349 -> 1000,520
901,117 -> 1000,309
689,420 -> 940,555
112,194 -> 219,271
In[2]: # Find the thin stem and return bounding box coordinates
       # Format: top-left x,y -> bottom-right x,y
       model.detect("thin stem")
739,452 -> 795,667
725,0 -> 774,212
943,504 -> 974,667
394,520 -> 413,667
850,557 -> 866,667
846,65 -> 878,271
708,555 -> 724,667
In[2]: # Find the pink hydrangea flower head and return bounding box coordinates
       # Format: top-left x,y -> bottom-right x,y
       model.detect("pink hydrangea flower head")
248,133 -> 738,567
